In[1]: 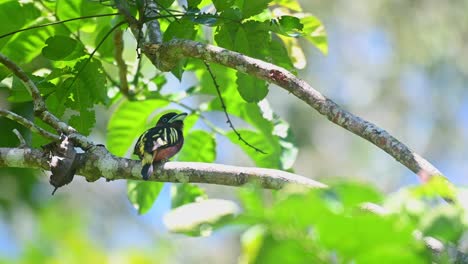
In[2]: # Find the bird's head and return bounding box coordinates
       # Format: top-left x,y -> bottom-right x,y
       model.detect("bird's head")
155,112 -> 188,129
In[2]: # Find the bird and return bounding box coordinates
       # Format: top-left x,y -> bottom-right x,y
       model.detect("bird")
133,112 -> 187,180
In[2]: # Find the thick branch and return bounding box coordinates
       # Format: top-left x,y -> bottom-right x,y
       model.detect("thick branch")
0,147 -> 327,189
141,39 -> 443,180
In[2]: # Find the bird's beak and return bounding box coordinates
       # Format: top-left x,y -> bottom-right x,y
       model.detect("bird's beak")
169,112 -> 188,123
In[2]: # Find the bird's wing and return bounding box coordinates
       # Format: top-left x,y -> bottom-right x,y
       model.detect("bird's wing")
151,127 -> 180,151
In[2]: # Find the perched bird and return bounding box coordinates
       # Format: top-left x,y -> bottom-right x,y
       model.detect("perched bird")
134,112 -> 187,180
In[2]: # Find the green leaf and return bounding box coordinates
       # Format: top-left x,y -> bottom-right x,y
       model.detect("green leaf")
163,18 -> 198,41
419,205 -> 465,243
236,73 -> 269,102
163,18 -> 198,79
171,183 -> 206,208
127,180 -> 164,214
227,129 -> 279,168
301,15 -> 328,54
56,0 -> 114,31
177,130 -> 216,162
94,25 -> 115,59
107,99 -> 169,157
329,181 -> 383,209
235,0 -> 271,18
68,109 -> 95,135
73,59 -> 108,105
272,0 -> 302,12
187,0 -> 202,8
410,175 -> 457,201
270,16 -> 303,37
240,225 -> 267,264
42,36 -> 85,61
212,0 -> 235,13
163,199 -> 240,236
0,2 -> 40,50
170,130 -> 212,209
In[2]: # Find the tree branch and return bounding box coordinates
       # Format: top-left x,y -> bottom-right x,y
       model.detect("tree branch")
0,109 -> 59,141
114,28 -> 130,96
141,39 -> 444,181
0,147 -> 327,189
0,53 -> 92,148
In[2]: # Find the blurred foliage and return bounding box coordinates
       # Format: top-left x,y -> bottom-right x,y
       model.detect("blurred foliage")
167,181 -> 467,263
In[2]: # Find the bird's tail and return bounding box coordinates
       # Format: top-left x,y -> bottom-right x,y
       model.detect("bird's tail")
141,163 -> 154,180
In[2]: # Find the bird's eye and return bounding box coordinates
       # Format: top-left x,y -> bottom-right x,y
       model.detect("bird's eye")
162,118 -> 168,122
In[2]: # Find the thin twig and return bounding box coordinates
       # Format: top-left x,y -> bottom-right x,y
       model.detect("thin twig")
0,109 -> 59,141
0,13 -> 120,39
114,28 -> 130,96
204,61 -> 266,154
0,53 -> 91,148
132,56 -> 143,87
12,129 -> 27,148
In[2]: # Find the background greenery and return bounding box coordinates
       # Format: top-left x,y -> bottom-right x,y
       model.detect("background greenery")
0,0 -> 467,263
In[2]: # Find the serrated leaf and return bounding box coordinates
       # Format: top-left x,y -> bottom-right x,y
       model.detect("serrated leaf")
236,73 -> 269,102
272,0 -> 302,12
107,99 -> 169,157
8,75 -> 56,103
42,36 -> 85,61
73,59 -> 108,105
68,109 -> 95,135
197,65 -> 297,169
3,23 -> 55,64
177,130 -> 216,162
329,181 -> 383,208
163,18 -> 198,79
127,180 -> 164,214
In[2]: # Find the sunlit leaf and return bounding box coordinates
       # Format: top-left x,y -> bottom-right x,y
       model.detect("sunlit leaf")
107,99 -> 169,157
419,205 -> 465,243
177,130 -> 216,162
127,180 -> 164,214
236,73 -> 269,102
171,183 -> 206,208
410,175 -> 457,201
0,1 -> 40,50
301,15 -> 328,54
